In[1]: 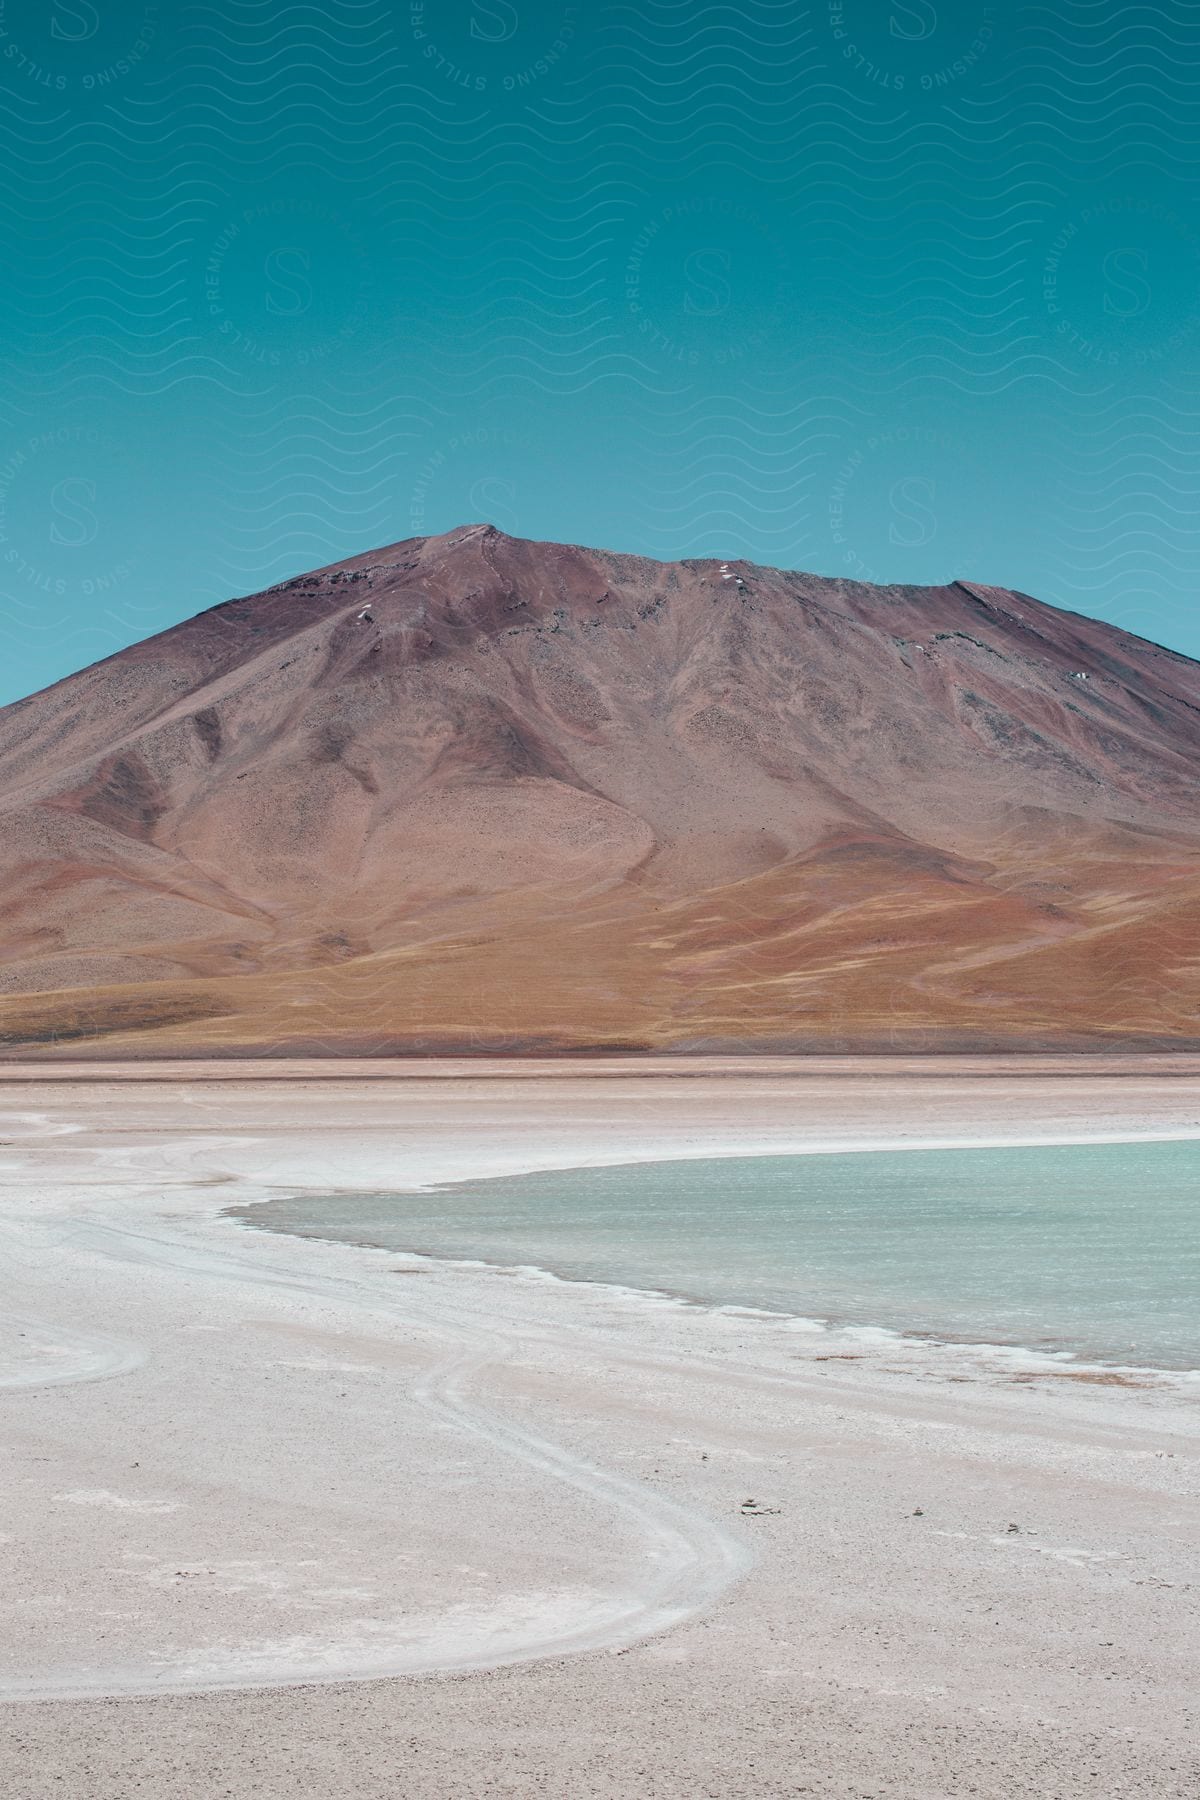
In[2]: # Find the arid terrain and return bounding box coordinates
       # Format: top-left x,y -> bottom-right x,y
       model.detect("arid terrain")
3,1062 -> 1199,1799
2,524 -> 1199,1055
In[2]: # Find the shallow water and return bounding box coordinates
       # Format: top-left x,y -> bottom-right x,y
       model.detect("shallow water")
231,1141 -> 1200,1370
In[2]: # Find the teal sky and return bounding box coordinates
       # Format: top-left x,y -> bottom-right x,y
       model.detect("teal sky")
2,0 -> 1199,704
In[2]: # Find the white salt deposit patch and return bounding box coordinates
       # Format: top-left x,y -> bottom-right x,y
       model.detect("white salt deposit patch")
0,1318 -> 146,1389
0,1113 -> 84,1138
993,1539 -> 1124,1568
271,1356 -> 381,1376
56,1490 -> 182,1514
141,1559 -> 322,1596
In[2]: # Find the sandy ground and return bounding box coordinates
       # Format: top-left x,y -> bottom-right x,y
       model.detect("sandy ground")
1,1059 -> 1198,1798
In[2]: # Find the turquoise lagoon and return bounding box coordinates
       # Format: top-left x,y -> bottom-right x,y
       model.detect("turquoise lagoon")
232,1140 -> 1200,1371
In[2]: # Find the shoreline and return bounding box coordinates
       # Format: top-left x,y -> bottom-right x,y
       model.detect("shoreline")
3,1065 -> 1199,1795
230,1131 -> 1200,1383
232,1219 -> 1200,1391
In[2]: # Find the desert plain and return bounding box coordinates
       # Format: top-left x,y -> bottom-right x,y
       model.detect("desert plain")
2,1056 -> 1198,1798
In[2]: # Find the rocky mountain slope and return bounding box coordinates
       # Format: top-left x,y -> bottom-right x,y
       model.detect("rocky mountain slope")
1,523 -> 1198,1054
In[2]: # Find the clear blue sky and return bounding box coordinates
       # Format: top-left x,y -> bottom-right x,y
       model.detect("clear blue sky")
2,0 -> 1199,705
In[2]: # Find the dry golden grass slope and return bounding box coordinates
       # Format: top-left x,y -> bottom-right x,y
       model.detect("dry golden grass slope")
1,524 -> 1198,1055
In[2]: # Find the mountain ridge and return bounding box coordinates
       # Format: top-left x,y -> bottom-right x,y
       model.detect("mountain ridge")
1,524 -> 1198,1056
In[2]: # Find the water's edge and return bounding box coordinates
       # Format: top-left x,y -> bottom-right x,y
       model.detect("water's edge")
227,1137 -> 1200,1380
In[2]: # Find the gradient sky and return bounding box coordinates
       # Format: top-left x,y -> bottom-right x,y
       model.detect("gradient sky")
2,0 -> 1199,705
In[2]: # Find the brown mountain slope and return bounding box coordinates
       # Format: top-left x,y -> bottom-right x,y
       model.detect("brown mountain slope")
1,523 -> 1199,1055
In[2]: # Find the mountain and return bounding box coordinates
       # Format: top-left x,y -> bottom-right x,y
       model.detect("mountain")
1,523 -> 1199,1056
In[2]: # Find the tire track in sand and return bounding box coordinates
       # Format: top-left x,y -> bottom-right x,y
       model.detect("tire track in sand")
0,1212 -> 751,1700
